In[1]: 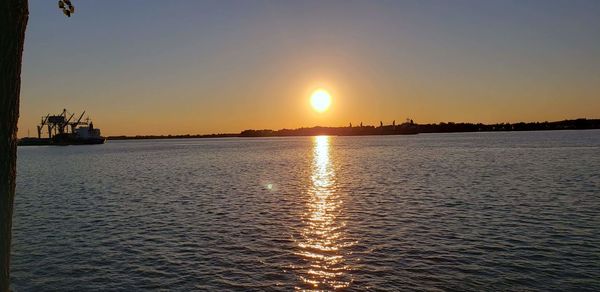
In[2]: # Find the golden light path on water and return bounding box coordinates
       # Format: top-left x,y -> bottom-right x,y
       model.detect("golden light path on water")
296,136 -> 354,290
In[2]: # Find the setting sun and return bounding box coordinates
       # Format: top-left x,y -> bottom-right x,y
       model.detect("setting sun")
310,89 -> 332,113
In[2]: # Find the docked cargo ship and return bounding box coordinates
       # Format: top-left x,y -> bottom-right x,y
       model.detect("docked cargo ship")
19,109 -> 106,146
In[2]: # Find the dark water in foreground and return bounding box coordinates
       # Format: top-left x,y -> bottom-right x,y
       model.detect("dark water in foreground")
12,130 -> 600,291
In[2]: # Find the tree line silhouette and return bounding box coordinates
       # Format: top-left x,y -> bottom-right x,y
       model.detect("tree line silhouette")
108,118 -> 600,140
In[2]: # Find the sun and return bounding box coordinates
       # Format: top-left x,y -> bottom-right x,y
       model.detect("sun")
310,89 -> 332,112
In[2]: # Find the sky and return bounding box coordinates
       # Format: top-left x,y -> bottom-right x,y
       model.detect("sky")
18,0 -> 600,137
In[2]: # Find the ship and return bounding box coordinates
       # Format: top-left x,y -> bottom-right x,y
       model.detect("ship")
18,109 -> 106,146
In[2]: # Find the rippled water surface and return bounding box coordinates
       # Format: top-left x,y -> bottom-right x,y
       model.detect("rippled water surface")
12,131 -> 600,291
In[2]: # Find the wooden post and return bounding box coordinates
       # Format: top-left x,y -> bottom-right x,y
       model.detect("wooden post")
0,0 -> 29,290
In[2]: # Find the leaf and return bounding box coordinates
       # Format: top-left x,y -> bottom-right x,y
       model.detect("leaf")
69,6 -> 75,13
63,9 -> 71,17
58,0 -> 64,8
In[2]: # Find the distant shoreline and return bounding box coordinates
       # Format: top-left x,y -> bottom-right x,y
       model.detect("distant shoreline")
107,118 -> 600,140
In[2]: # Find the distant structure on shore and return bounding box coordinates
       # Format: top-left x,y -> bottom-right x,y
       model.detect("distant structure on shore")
241,118 -> 419,137
19,109 -> 105,146
107,118 -> 600,140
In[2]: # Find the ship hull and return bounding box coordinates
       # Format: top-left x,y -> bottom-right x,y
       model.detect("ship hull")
52,134 -> 106,145
18,135 -> 105,146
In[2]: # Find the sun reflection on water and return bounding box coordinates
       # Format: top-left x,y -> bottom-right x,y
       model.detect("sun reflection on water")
296,136 -> 353,290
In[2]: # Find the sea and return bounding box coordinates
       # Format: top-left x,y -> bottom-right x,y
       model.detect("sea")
11,130 -> 600,291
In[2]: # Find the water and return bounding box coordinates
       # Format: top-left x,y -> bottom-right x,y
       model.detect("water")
12,130 -> 600,291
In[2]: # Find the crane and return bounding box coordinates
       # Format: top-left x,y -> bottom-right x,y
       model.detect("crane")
37,114 -> 49,138
70,111 -> 86,133
59,112 -> 75,134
